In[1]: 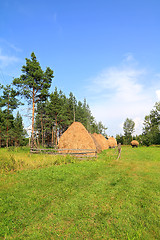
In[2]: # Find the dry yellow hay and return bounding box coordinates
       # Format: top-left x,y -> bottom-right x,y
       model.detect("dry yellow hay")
91,134 -> 102,153
92,133 -> 109,150
131,140 -> 139,147
107,137 -> 117,148
58,122 -> 97,156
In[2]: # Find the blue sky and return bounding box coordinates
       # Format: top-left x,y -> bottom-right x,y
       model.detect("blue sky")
0,0 -> 160,136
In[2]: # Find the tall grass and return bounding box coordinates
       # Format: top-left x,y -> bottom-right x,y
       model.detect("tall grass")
0,147 -> 80,173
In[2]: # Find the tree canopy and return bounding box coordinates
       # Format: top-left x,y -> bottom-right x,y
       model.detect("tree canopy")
0,84 -> 21,147
13,52 -> 54,147
123,118 -> 135,144
142,102 -> 160,145
35,87 -> 108,146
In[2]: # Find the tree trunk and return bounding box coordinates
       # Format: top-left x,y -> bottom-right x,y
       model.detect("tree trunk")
55,115 -> 57,146
31,87 -> 35,148
37,132 -> 39,146
73,109 -> 75,122
11,137 -> 13,146
51,126 -> 54,146
6,94 -> 9,148
41,112 -> 44,146
0,128 -> 1,148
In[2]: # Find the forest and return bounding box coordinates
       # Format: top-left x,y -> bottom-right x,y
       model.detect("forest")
0,84 -> 108,148
0,53 -> 107,147
0,52 -> 159,147
116,102 -> 160,146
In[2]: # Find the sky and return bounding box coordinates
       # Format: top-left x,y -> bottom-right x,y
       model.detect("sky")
0,0 -> 160,136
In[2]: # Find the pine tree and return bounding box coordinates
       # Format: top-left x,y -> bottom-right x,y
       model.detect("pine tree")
123,118 -> 135,144
0,109 -> 5,147
67,92 -> 77,123
97,121 -> 108,136
14,111 -> 26,146
0,84 -> 20,147
47,88 -> 69,145
35,101 -> 47,146
143,102 -> 160,145
75,101 -> 85,124
13,52 -> 54,148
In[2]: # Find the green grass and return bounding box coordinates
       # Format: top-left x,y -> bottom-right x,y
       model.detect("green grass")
0,147 -> 79,173
0,146 -> 160,239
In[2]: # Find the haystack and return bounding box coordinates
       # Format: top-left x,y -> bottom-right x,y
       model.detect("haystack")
58,122 -> 98,156
131,140 -> 139,148
107,137 -> 117,148
91,134 -> 102,153
92,133 -> 109,150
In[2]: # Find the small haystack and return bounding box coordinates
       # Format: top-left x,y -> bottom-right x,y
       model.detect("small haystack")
91,134 -> 102,153
107,137 -> 117,148
92,133 -> 109,150
131,140 -> 139,148
58,122 -> 98,156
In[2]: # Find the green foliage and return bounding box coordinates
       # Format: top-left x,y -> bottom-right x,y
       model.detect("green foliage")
14,111 -> 27,146
96,121 -> 108,136
35,88 -> 108,146
116,134 -> 124,144
13,52 -> 54,104
13,52 -> 54,147
123,118 -> 135,144
117,102 -> 160,146
0,84 -> 22,147
123,118 -> 135,136
0,108 -> 6,147
0,154 -> 21,172
0,147 -> 78,173
142,102 -> 160,145
0,84 -> 21,110
0,107 -> 26,147
1,51 -> 107,148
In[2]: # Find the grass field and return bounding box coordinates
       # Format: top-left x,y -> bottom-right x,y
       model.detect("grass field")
0,146 -> 160,239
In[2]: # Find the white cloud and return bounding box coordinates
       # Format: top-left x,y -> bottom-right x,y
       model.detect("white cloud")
123,52 -> 136,63
0,49 -> 20,68
0,38 -> 22,52
89,66 -> 146,102
156,90 -> 160,100
87,55 -> 157,136
133,117 -> 144,135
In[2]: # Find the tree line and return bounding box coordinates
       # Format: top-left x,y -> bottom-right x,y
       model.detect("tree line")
116,101 -> 160,146
0,52 -> 159,147
0,84 -> 27,147
35,88 -> 107,147
0,52 -> 107,147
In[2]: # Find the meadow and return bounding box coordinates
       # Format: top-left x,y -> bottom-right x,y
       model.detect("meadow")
0,146 -> 160,239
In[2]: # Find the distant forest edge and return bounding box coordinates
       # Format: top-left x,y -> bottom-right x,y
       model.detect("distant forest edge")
0,52 -> 107,148
0,52 -> 160,147
0,84 -> 108,147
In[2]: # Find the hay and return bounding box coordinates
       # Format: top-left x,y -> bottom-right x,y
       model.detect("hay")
131,140 -> 139,147
91,134 -> 102,153
58,122 -> 97,155
92,133 -> 109,150
107,137 -> 117,148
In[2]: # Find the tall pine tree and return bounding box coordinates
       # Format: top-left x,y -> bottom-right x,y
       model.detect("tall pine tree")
13,52 -> 54,148
14,111 -> 26,146
0,84 -> 20,147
